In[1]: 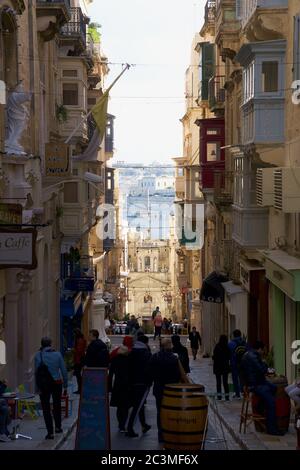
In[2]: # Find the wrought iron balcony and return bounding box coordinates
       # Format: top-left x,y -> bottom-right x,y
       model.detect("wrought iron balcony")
208,75 -> 226,112
60,7 -> 86,50
205,0 -> 217,24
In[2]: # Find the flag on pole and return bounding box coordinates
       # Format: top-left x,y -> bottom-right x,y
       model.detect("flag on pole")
65,64 -> 130,145
91,89 -> 110,144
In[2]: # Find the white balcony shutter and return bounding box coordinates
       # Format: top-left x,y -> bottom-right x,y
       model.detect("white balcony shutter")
294,15 -> 300,80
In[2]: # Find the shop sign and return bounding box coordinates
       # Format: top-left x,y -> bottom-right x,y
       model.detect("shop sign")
45,143 -> 70,177
0,203 -> 22,225
64,277 -> 94,292
0,228 -> 37,269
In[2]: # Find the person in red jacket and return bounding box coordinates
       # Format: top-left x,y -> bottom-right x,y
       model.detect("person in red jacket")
153,312 -> 163,340
110,336 -> 133,361
73,329 -> 87,394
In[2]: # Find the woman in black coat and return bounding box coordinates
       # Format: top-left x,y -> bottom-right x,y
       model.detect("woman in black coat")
212,335 -> 231,401
108,345 -> 132,432
171,335 -> 190,373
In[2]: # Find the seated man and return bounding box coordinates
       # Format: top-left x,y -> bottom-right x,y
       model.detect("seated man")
241,341 -> 284,436
0,380 -> 11,442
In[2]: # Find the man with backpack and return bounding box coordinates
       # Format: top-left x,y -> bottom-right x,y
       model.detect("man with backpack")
34,337 -> 68,440
228,329 -> 247,399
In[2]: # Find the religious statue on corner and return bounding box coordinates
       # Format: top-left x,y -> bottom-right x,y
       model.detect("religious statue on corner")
5,82 -> 31,155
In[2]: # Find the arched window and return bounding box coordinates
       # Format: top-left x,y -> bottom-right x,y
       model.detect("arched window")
153,257 -> 158,272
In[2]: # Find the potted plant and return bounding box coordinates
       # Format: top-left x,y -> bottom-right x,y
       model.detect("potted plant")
56,104 -> 68,123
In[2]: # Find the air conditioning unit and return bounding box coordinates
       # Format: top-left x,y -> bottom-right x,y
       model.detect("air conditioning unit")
256,168 -> 274,207
274,167 -> 300,213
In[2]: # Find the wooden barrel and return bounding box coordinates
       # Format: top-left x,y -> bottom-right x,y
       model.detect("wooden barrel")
160,384 -> 208,451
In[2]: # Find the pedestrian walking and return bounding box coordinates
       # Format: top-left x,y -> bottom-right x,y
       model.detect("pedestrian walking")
228,329 -> 247,399
84,329 -> 109,368
73,329 -> 87,394
152,306 -> 160,320
212,335 -> 231,401
240,341 -> 284,436
126,335 -> 152,437
153,312 -> 163,340
188,326 -> 202,360
148,338 -> 181,442
171,334 -> 190,373
108,344 -> 132,433
34,337 -> 68,440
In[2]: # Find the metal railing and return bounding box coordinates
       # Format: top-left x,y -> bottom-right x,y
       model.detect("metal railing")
205,0 -> 217,24
208,75 -> 226,110
60,7 -> 86,46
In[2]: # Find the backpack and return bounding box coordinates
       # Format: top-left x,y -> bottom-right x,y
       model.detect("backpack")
234,343 -> 247,370
35,352 -> 55,391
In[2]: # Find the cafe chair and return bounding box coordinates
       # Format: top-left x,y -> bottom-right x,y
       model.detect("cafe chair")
239,386 -> 265,433
60,394 -> 73,419
17,384 -> 40,419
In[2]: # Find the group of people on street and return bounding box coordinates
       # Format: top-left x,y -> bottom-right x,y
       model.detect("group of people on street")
212,329 -> 297,436
109,333 -> 191,441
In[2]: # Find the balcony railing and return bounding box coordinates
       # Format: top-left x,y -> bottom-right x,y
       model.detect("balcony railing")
208,75 -> 226,110
205,0 -> 217,24
61,254 -> 94,280
60,7 -> 86,48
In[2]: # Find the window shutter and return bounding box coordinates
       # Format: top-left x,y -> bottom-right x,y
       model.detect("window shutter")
201,43 -> 215,101
294,15 -> 300,80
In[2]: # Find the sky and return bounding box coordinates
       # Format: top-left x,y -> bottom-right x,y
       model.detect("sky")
88,0 -> 207,164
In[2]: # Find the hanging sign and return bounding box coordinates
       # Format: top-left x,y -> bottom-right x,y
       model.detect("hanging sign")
0,204 -> 22,225
0,228 -> 37,269
45,143 -> 70,177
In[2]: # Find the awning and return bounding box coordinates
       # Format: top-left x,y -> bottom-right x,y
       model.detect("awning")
200,271 -> 229,303
262,249 -> 300,301
221,281 -> 245,296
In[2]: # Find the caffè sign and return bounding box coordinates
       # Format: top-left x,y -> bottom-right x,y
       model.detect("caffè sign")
0,228 -> 37,269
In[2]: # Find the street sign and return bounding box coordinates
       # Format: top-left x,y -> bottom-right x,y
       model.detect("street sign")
0,228 -> 37,269
64,277 -> 94,292
45,143 -> 70,177
75,368 -> 110,450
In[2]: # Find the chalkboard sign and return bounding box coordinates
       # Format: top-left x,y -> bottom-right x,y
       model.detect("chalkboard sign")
75,368 -> 110,450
